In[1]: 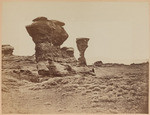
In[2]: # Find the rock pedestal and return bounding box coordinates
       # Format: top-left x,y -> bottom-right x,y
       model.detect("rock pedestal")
26,17 -> 76,76
76,38 -> 89,66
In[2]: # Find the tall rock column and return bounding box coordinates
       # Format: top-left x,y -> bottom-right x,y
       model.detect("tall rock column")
26,17 -> 69,76
76,38 -> 89,66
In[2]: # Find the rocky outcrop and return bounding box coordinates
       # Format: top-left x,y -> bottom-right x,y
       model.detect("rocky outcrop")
76,38 -> 89,66
26,17 -> 76,76
2,54 -> 39,82
61,47 -> 74,57
2,45 -> 14,56
94,61 -> 103,67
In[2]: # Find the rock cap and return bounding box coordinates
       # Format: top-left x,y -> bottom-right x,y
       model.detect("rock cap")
76,38 -> 90,43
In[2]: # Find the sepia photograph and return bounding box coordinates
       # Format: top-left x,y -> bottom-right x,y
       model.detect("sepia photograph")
1,0 -> 149,114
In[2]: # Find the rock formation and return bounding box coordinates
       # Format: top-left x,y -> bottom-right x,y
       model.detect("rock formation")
2,45 -> 14,56
76,38 -> 89,66
26,17 -> 76,76
94,61 -> 103,67
61,47 -> 74,57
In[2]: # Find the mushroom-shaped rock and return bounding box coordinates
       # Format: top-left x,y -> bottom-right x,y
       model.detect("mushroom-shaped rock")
26,17 -> 76,76
76,38 -> 89,66
2,45 -> 14,56
26,16 -> 68,46
26,17 -> 69,63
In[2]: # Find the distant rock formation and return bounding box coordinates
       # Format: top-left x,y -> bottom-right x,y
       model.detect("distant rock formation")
76,38 -> 89,66
2,45 -> 14,56
26,17 -> 77,76
94,61 -> 103,67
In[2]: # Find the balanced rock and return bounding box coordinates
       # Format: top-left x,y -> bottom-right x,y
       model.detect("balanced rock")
26,17 -> 76,76
76,38 -> 89,66
26,17 -> 68,46
2,45 -> 14,56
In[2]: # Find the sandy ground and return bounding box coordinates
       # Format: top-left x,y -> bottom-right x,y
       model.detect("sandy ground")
2,64 -> 149,114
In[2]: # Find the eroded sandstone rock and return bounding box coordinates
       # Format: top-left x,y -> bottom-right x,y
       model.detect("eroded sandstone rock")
26,17 -> 68,46
61,47 -> 74,57
26,17 -> 76,76
76,38 -> 89,66
2,45 -> 14,56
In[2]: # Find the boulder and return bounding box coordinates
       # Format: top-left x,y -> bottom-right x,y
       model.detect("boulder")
26,17 -> 68,46
37,60 -> 70,76
61,47 -> 74,57
52,62 -> 69,76
37,61 -> 50,75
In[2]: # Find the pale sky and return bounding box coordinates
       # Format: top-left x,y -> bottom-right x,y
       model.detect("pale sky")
2,1 -> 150,64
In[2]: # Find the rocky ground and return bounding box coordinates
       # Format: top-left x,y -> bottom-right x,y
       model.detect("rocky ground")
2,55 -> 149,114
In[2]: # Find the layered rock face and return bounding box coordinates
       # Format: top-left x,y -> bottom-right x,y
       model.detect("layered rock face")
76,38 -> 89,66
26,17 -> 76,76
2,45 -> 14,56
